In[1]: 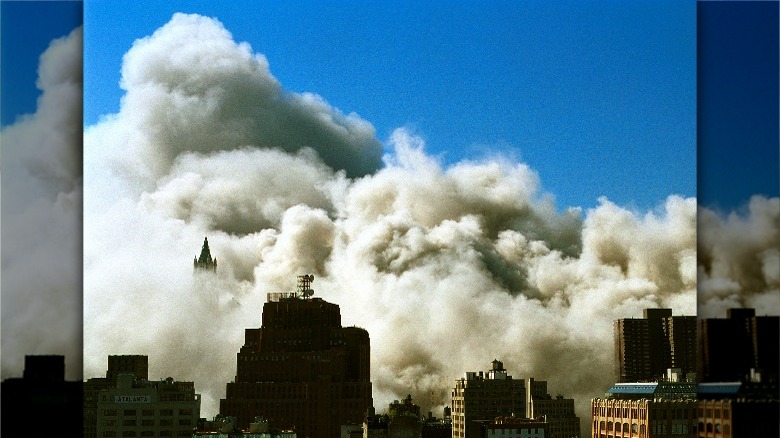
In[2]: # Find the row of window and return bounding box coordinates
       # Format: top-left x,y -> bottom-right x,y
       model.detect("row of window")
103,419 -> 191,427
101,431 -> 191,437
103,409 -> 193,417
697,406 -> 730,419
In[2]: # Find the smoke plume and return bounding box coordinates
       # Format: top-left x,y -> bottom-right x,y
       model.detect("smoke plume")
698,196 -> 780,318
1,26 -> 83,380
84,14 -> 703,431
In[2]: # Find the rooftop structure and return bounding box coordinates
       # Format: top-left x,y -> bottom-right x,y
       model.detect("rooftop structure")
220,275 -> 372,438
592,380 -> 697,438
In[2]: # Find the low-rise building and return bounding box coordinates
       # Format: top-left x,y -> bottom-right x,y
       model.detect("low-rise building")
453,360 -> 580,438
697,381 -> 779,437
591,381 -> 697,438
478,417 -> 548,438
96,373 -> 201,437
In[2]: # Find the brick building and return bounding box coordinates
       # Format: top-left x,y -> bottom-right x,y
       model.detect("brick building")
220,275 -> 372,438
614,309 -> 697,383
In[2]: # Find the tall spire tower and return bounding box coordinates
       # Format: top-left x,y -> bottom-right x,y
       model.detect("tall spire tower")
194,237 -> 217,272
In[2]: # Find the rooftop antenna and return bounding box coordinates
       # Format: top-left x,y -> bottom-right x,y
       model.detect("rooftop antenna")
297,275 -> 314,299
266,275 -> 315,302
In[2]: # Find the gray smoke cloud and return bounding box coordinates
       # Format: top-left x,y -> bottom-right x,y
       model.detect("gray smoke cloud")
1,26 -> 83,380
84,14 -> 698,432
698,196 -> 780,318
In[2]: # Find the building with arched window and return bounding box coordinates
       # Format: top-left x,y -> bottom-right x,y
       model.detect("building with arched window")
591,382 -> 696,438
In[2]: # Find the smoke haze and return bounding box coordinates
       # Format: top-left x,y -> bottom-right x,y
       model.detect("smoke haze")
698,196 -> 780,318
82,12 -> 776,434
1,26 -> 83,380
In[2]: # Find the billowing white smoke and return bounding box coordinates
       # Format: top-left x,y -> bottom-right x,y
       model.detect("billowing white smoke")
698,196 -> 780,318
1,27 -> 83,380
84,13 -> 700,431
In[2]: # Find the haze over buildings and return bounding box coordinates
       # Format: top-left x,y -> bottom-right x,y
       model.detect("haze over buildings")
0,4 -> 777,438
82,12 -> 702,424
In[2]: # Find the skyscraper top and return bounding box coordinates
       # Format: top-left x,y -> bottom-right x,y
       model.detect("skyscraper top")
194,237 -> 217,272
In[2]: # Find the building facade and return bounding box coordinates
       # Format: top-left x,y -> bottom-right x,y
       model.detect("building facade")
452,360 -> 530,438
85,355 -> 151,438
696,382 -> 779,437
452,360 -> 580,438
220,276 -> 373,438
479,418 -> 548,438
95,373 -> 201,438
614,309 -> 696,383
698,309 -> 779,383
591,382 -> 697,438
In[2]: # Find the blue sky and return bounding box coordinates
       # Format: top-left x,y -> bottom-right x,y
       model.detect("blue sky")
84,0 -> 697,211
0,1 -> 82,126
698,1 -> 779,212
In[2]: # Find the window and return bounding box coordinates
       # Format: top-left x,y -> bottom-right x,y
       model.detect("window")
121,432 -> 136,438
102,433 -> 116,437
178,408 -> 192,416
141,409 -> 154,416
160,409 -> 174,416
123,409 -> 136,416
140,432 -> 154,437
141,419 -> 154,426
160,419 -> 173,426
104,409 -> 117,416
178,419 -> 191,426
103,419 -> 116,427
122,419 -> 136,427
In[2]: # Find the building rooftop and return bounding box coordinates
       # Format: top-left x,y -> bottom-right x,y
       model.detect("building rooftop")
605,382 -> 696,400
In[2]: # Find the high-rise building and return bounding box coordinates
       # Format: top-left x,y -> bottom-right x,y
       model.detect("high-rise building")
194,237 -> 217,271
591,382 -> 697,438
699,308 -> 779,383
451,360 -> 580,438
614,309 -> 696,383
696,309 -> 779,437
220,275 -> 373,438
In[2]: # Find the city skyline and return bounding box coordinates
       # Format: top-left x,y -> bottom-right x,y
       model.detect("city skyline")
82,5 -> 700,429
0,2 -> 777,437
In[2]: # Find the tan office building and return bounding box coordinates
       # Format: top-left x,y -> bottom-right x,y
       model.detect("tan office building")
591,382 -> 696,438
96,373 -> 201,438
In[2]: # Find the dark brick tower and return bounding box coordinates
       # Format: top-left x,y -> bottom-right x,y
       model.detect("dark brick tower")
220,275 -> 372,437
